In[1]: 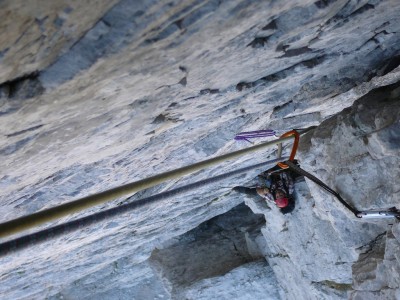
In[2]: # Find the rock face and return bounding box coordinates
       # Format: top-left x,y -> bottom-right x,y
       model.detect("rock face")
149,203 -> 279,299
0,0 -> 400,299
0,0 -> 119,84
245,81 -> 400,300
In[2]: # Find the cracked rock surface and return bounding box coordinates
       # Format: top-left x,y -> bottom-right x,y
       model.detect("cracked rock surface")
1,0 -> 400,299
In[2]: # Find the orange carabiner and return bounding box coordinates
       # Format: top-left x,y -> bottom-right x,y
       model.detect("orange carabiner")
277,130 -> 299,169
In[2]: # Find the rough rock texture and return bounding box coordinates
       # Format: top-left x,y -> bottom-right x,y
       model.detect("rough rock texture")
149,203 -> 279,299
0,1 -> 119,83
1,0 -> 400,299
244,81 -> 400,299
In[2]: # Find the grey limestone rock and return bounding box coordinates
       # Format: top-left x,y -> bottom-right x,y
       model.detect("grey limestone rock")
1,0 -> 400,299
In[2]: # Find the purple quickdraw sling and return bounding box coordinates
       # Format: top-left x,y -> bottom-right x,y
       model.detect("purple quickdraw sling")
234,129 -> 277,143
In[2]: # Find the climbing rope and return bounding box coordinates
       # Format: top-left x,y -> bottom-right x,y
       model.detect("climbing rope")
284,160 -> 360,216
0,157 -> 288,256
284,160 -> 400,220
0,134 -> 296,239
3,125 -> 395,256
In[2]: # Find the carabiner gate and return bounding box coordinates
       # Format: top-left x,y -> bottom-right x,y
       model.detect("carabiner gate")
277,130 -> 300,169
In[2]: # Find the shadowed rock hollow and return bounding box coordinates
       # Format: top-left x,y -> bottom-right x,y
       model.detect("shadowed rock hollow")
0,0 -> 400,299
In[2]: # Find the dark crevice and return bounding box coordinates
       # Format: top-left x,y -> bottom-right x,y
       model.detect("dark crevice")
178,76 -> 187,86
245,15 -> 279,48
228,0 -> 258,16
149,203 -> 266,290
262,19 -> 277,31
179,0 -> 222,29
375,21 -> 390,32
101,18 -> 112,28
175,18 -> 184,30
354,30 -> 390,53
0,107 -> 18,117
167,102 -> 178,109
63,6 -> 73,14
236,82 -> 254,91
247,36 -> 271,48
0,47 -> 9,59
182,96 -> 197,101
349,3 -> 375,18
267,253 -> 289,259
276,43 -> 289,52
311,280 -> 352,291
6,124 -> 44,138
14,23 -> 34,45
151,112 -> 182,124
272,100 -> 293,116
303,56 -> 326,68
144,23 -> 180,44
314,0 -> 338,9
0,72 -> 44,100
179,65 -> 188,73
155,75 -> 189,90
379,54 -> 400,76
325,1 -> 374,27
0,134 -> 39,156
40,0 -> 160,88
281,46 -> 313,58
35,16 -> 49,32
236,55 -> 326,92
151,114 -> 167,124
143,0 -> 221,45
145,130 -> 155,136
199,88 -> 219,95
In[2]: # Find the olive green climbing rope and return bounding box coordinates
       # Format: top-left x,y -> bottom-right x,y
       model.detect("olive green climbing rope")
0,134 -> 296,239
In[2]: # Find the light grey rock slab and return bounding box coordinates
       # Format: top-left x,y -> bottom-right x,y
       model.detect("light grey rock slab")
178,260 -> 281,300
1,0 -> 400,299
0,0 -> 119,83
